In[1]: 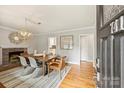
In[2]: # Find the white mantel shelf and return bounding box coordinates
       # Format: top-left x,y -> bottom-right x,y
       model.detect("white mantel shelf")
0,46 -> 28,48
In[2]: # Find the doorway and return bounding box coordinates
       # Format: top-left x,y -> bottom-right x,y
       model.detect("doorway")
80,34 -> 95,63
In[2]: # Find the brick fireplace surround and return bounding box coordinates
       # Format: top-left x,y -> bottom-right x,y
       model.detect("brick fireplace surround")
0,48 -> 27,71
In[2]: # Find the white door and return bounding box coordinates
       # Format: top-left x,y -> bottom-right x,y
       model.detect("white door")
80,36 -> 89,61
80,34 -> 94,62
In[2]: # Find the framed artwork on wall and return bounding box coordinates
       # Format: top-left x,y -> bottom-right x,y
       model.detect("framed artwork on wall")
60,35 -> 73,50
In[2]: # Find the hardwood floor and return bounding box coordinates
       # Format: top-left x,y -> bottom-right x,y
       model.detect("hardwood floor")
59,62 -> 96,88
0,82 -> 5,88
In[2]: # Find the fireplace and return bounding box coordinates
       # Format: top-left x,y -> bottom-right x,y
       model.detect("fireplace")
0,48 -> 27,65
0,48 -> 27,72
9,51 -> 24,63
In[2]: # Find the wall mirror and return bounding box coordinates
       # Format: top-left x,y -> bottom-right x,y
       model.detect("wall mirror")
60,35 -> 73,50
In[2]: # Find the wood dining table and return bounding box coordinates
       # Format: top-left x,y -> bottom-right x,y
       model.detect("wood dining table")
32,54 -> 59,76
22,53 -> 60,76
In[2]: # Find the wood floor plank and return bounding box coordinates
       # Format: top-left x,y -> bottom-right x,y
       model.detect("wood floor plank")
59,62 -> 96,88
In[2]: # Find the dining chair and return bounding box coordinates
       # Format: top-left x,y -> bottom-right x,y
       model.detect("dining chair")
28,57 -> 43,78
18,56 -> 28,68
21,49 -> 30,58
47,56 -> 66,80
18,56 -> 35,76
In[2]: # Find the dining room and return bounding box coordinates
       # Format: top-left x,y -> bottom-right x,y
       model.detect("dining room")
0,5 -> 96,88
0,49 -> 70,88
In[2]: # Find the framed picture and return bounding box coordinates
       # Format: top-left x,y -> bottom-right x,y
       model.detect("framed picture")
60,35 -> 73,50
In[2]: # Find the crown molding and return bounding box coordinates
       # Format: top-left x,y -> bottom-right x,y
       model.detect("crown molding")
33,25 -> 96,36
53,25 -> 96,33
0,25 -> 19,32
0,25 -> 96,36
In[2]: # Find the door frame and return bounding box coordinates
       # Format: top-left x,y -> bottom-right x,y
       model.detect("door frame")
79,33 -> 96,64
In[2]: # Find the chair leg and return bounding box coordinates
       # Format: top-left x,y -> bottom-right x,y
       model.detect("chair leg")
24,66 -> 27,69
64,66 -> 66,73
59,70 -> 62,80
48,66 -> 50,77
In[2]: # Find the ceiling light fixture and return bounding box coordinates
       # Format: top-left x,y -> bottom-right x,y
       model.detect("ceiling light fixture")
18,18 -> 32,40
9,16 -> 41,44
9,18 -> 32,44
8,32 -> 23,44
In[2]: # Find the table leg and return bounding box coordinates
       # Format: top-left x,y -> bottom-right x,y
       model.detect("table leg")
43,61 -> 45,76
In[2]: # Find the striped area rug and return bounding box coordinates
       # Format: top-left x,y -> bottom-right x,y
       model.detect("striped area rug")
0,64 -> 71,88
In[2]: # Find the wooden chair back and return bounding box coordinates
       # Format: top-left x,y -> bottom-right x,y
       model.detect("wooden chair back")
21,50 -> 30,57
59,56 -> 66,70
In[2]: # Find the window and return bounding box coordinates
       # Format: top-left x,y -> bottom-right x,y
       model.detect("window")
48,37 -> 57,55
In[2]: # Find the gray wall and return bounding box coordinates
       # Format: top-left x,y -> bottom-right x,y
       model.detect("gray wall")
33,27 -> 96,64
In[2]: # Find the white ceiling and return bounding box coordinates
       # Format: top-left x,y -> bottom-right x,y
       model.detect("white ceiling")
0,5 -> 96,34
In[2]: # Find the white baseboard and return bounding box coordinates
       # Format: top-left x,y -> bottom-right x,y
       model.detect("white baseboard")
68,60 -> 95,65
81,60 -> 94,62
67,61 -> 80,65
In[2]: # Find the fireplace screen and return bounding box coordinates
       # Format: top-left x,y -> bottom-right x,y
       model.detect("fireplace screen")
9,51 -> 24,63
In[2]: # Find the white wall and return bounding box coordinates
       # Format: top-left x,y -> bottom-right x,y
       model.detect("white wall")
0,26 -> 96,65
0,30 -> 29,48
33,27 -> 96,65
0,29 -> 37,51
27,35 -> 40,54
80,34 -> 95,62
0,29 -> 36,65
